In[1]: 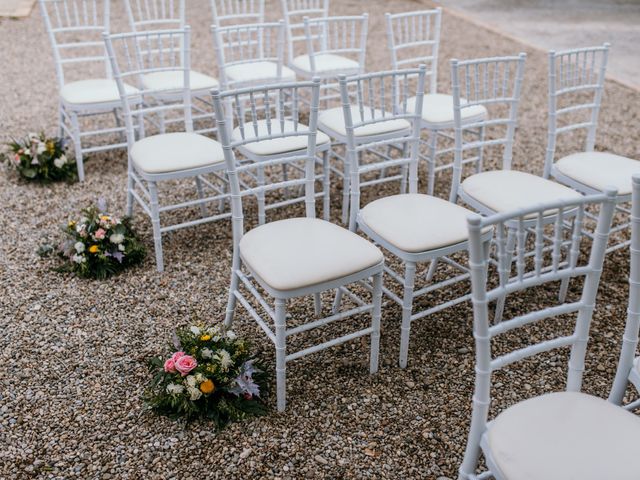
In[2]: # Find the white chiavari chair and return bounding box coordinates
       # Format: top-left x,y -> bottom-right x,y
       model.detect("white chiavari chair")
39,0 -> 135,181
458,188 -> 640,480
281,0 -> 329,75
543,44 -> 640,253
339,66 -> 492,368
210,0 -> 264,27
449,54 -> 583,321
211,20 -> 295,90
609,174 -> 640,411
212,79 -> 384,412
123,0 -> 220,135
386,9 -> 488,196
104,27 -> 229,272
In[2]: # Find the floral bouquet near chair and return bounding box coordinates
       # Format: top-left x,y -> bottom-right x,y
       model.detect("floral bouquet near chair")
1,132 -> 75,182
145,324 -> 268,427
56,202 -> 146,279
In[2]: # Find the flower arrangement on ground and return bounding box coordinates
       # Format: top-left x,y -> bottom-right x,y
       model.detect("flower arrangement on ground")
145,323 -> 268,426
1,132 -> 75,182
57,202 -> 145,279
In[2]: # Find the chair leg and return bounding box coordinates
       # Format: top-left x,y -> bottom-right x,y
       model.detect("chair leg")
559,216 -> 579,302
426,129 -> 438,196
126,166 -> 135,217
282,163 -> 290,198
313,292 -> 322,316
274,298 -> 287,412
322,151 -> 330,221
425,258 -> 439,282
113,108 -> 124,143
341,147 -> 351,225
69,111 -> 85,182
399,141 -> 409,194
399,261 -> 417,369
58,104 -> 65,139
148,181 -> 165,272
257,165 -> 266,225
370,272 -> 383,374
194,176 -> 208,217
332,287 -> 344,315
476,125 -> 485,173
224,262 -> 240,328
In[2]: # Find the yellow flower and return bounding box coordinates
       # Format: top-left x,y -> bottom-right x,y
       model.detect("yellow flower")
68,220 -> 76,228
200,334 -> 211,341
199,379 -> 215,394
88,245 -> 99,254
46,140 -> 55,154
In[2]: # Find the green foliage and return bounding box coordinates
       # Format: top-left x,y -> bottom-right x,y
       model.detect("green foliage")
2,132 -> 76,183
144,324 -> 269,428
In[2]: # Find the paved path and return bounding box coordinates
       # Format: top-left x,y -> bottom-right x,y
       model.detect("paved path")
436,0 -> 640,90
0,0 -> 35,17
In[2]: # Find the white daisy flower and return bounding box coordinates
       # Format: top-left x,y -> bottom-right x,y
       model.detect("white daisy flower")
187,386 -> 202,401
226,330 -> 237,341
201,348 -> 213,359
214,349 -> 233,371
53,157 -> 65,169
109,233 -> 125,244
74,242 -> 85,253
71,254 -> 85,264
118,244 -> 125,251
166,383 -> 184,394
190,326 -> 201,335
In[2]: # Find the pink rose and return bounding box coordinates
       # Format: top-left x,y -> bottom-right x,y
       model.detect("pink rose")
164,358 -> 176,373
174,355 -> 197,376
94,228 -> 106,240
171,351 -> 185,362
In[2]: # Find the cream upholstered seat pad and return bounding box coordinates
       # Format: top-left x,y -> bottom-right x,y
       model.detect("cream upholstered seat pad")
224,61 -> 296,84
319,106 -> 411,137
462,170 -> 582,217
131,132 -> 224,174
485,391 -> 640,480
555,151 -> 640,196
292,53 -> 359,74
232,120 -> 330,156
359,194 -> 483,253
239,218 -> 383,291
141,70 -> 219,92
60,79 -> 138,105
406,93 -> 487,128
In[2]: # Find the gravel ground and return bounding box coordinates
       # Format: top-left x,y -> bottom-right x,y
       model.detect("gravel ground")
1,1 -> 639,479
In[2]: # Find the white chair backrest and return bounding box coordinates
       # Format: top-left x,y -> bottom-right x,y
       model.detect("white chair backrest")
210,0 -> 265,26
211,79 -> 321,247
281,0 -> 329,64
609,174 -> 640,405
211,21 -> 286,87
449,53 -> 527,202
459,188 -> 617,478
39,0 -> 111,88
124,0 -> 185,30
302,14 -> 368,72
341,67 -> 426,230
543,44 -> 610,178
385,9 -> 442,95
103,28 -> 193,146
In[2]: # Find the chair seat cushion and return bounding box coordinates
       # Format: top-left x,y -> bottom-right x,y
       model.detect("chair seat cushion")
131,132 -> 224,174
141,69 -> 219,92
555,151 -> 640,196
485,391 -> 640,480
60,78 -> 138,105
292,53 -> 360,74
407,93 -> 487,128
239,217 -> 383,291
360,194 -> 481,253
224,61 -> 296,84
232,120 -> 330,156
319,106 -> 411,137
462,170 -> 582,217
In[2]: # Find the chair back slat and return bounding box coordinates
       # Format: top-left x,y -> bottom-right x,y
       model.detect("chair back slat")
281,0 -> 329,64
449,54 -> 527,202
212,79 -> 321,239
302,14 -> 367,70
543,44 -> 609,178
458,189 -> 617,478
211,0 -> 265,26
609,175 -> 640,405
385,9 -> 441,94
39,0 -> 110,87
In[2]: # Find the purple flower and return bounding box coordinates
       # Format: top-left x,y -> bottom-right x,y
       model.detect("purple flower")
105,250 -> 125,263
229,360 -> 261,398
97,198 -> 108,213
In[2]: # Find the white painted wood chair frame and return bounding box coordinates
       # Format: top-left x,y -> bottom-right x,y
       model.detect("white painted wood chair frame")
124,0 -> 219,135
211,20 -> 288,90
609,174 -> 640,411
222,76 -> 331,224
104,27 -> 229,272
281,0 -> 329,77
294,14 -> 368,105
543,44 -> 634,253
385,9 -> 486,196
338,66 -> 492,367
210,0 -> 265,26
212,79 -> 383,411
458,188 -> 618,480
39,0 -> 130,181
